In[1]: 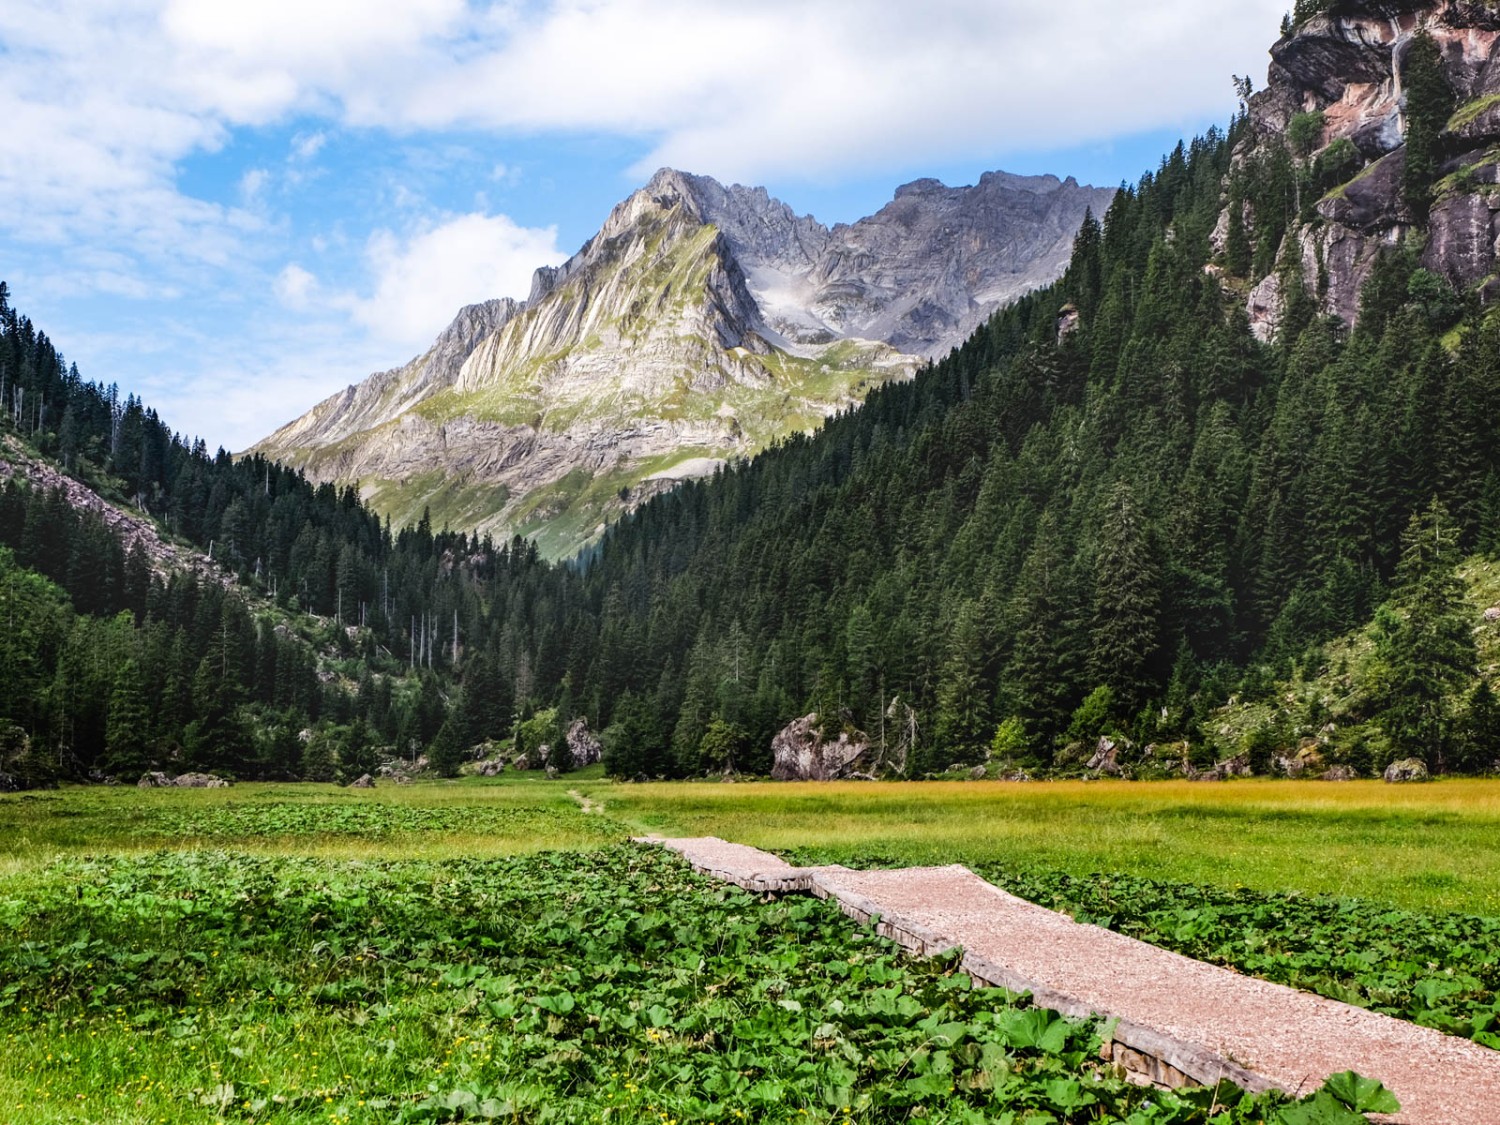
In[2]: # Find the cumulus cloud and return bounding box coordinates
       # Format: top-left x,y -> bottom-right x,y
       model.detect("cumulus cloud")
464,0 -> 1287,181
350,213 -> 565,348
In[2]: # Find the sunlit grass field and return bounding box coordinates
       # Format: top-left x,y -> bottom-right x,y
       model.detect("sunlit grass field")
0,772 -> 620,878
586,777 -> 1500,915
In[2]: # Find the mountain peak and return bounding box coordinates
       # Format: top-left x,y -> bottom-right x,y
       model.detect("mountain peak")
254,161 -> 1111,557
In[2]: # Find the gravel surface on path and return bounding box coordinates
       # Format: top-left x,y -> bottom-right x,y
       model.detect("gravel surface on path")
641,836 -> 1500,1125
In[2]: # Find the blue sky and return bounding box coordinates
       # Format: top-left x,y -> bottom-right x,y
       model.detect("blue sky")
0,0 -> 1288,452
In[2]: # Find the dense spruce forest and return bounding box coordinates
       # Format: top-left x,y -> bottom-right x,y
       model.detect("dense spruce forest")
5,83 -> 1500,786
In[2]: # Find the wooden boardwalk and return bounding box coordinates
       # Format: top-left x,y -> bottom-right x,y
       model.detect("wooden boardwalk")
637,836 -> 1500,1125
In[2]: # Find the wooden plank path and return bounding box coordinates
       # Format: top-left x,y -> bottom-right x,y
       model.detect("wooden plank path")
636,836 -> 1500,1125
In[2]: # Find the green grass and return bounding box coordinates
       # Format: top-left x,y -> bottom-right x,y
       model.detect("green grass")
0,776 -> 621,877
12,775 -> 1500,914
1447,93 -> 1500,133
0,776 -> 1488,1121
0,843 -> 1321,1125
584,777 -> 1500,915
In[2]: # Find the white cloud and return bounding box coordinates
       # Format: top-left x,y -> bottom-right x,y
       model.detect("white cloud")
240,168 -> 270,202
350,213 -> 565,348
274,263 -> 318,308
374,0 -> 1292,181
0,0 -> 1293,276
159,0 -> 467,122
290,131 -> 327,161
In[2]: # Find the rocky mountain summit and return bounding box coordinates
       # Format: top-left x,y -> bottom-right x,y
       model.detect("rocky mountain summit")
1237,0 -> 1500,336
658,168 -> 1114,357
253,168 -> 1112,558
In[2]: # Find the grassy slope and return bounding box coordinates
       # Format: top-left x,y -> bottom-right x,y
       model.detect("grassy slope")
1206,555 -> 1500,768
8,774 -> 1498,912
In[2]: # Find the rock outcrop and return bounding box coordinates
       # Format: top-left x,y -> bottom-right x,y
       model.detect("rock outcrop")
1087,736 -> 1129,776
253,168 -> 1112,559
770,713 -> 874,781
1,435 -> 227,586
137,771 -> 232,788
671,168 -> 1116,357
565,719 -> 602,769
1239,0 -> 1500,338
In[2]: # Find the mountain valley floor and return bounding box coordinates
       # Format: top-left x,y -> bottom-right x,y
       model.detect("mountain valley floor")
2,776 -> 1497,1123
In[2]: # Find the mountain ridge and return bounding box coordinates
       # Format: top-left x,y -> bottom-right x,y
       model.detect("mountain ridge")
252,166 -> 1113,557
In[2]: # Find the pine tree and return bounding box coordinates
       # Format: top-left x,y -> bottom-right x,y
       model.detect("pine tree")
103,659 -> 152,777
338,718 -> 379,782
426,718 -> 464,778
300,726 -> 338,782
1374,500 -> 1475,769
1458,680 -> 1500,774
1088,482 -> 1162,715
931,601 -> 992,766
1002,516 -> 1081,748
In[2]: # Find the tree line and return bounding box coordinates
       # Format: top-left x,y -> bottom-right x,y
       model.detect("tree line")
4,56 -> 1500,782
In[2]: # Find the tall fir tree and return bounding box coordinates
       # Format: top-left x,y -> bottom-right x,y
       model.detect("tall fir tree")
1088,482 -> 1163,716
1374,500 -> 1475,769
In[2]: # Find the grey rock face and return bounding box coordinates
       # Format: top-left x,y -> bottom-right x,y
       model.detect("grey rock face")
805,172 -> 1117,358
770,713 -> 873,781
1424,190 -> 1500,285
256,298 -> 522,454
663,167 -> 1115,358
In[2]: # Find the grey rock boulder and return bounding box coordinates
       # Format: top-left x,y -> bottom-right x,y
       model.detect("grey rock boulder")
770,713 -> 873,781
1384,757 -> 1431,783
172,772 -> 231,789
565,719 -> 602,768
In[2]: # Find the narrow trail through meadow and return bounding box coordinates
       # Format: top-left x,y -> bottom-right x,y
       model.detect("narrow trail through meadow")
567,789 -> 604,815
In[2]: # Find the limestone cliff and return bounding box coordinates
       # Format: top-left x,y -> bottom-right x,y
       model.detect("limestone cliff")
1235,0 -> 1500,338
254,167 -> 1111,559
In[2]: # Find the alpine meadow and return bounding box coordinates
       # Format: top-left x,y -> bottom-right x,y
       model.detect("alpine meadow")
6,0 -> 1500,1121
